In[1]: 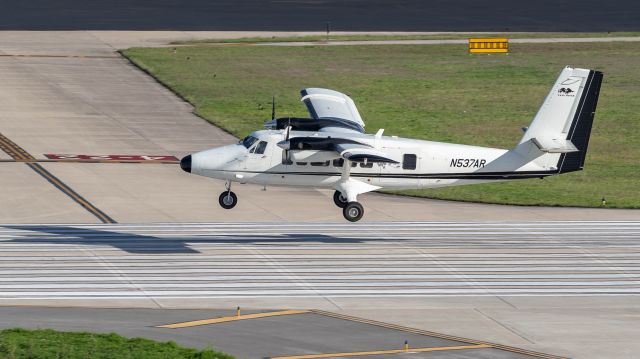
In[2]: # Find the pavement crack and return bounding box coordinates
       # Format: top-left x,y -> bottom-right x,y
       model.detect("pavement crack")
474,308 -> 535,344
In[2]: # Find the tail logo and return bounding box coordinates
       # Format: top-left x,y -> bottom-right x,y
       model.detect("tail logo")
558,87 -> 575,96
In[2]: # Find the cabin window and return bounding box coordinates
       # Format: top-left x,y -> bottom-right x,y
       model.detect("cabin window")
332,159 -> 356,167
360,162 -> 373,168
310,161 -> 330,167
296,162 -> 307,166
255,141 -> 268,154
241,136 -> 258,149
403,154 -> 417,170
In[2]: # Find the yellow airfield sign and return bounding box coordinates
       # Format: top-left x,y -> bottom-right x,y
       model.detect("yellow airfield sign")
468,38 -> 509,53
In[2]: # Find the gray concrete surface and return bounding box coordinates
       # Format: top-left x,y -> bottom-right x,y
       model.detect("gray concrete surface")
0,307 -> 554,359
257,36 -> 640,46
0,163 -> 97,223
0,221 -> 639,358
1,31 -> 638,224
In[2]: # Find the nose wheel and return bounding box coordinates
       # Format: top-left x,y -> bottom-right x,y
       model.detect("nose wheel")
218,191 -> 238,209
219,191 -> 237,209
343,202 -> 364,222
219,181 -> 237,209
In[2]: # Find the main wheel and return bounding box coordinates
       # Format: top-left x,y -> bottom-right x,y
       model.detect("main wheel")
218,191 -> 238,209
333,190 -> 348,208
343,202 -> 364,222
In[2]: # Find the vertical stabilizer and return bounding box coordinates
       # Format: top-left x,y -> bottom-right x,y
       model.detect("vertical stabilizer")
520,66 -> 603,173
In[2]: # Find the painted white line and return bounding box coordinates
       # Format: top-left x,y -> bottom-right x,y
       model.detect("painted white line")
0,221 -> 638,299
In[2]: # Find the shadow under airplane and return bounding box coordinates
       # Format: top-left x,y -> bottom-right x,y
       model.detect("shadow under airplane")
3,225 -> 366,254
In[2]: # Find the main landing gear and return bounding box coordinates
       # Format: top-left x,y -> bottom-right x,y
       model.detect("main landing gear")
334,190 -> 364,222
219,181 -> 237,209
343,201 -> 364,222
333,190 -> 348,208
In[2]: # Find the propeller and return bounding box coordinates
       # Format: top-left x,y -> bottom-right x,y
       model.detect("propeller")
282,119 -> 292,164
268,95 -> 294,164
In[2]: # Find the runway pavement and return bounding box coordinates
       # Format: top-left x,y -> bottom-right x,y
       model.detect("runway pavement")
1,220 -> 639,358
1,221 -> 639,301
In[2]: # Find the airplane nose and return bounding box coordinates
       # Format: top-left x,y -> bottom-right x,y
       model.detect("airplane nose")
180,155 -> 191,173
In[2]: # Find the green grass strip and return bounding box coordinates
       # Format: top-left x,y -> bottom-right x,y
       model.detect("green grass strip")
122,41 -> 640,208
0,328 -> 234,359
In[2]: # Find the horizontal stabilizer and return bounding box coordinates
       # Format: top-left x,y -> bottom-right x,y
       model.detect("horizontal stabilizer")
531,137 -> 579,153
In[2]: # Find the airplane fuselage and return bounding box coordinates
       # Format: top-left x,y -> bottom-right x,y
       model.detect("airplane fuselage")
190,129 -> 557,191
181,68 -> 602,221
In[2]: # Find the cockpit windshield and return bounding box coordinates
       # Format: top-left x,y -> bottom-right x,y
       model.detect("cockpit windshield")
240,136 -> 259,149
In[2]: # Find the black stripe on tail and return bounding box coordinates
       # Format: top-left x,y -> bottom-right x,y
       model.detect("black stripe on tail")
557,70 -> 603,173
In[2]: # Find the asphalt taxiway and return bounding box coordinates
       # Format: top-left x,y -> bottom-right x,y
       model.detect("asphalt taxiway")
2,0 -> 638,31
0,307 -> 548,359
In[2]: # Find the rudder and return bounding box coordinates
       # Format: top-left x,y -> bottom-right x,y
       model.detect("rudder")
519,67 -> 603,173
557,70 -> 603,173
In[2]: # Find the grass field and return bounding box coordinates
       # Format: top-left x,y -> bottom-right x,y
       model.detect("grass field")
122,41 -> 640,208
172,32 -> 640,45
0,328 -> 232,358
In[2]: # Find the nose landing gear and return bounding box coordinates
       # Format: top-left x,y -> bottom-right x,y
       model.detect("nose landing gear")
218,181 -> 237,209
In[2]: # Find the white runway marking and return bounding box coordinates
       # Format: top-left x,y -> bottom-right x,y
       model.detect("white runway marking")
0,221 -> 638,299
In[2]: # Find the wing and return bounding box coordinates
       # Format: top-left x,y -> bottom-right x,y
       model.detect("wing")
300,88 -> 365,128
278,137 -> 398,164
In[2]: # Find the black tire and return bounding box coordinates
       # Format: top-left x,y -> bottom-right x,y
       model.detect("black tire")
343,202 -> 364,222
333,190 -> 348,208
218,191 -> 238,209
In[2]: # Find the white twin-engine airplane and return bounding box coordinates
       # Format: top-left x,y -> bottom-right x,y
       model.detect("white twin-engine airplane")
180,66 -> 602,222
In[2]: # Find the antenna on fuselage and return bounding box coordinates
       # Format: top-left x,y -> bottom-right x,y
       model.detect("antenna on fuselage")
271,95 -> 276,121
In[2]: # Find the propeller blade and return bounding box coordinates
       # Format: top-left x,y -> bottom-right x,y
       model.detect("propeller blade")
277,140 -> 291,150
285,125 -> 292,163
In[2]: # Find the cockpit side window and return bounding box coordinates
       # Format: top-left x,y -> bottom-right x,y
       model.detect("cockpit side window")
255,141 -> 268,155
241,136 -> 258,149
